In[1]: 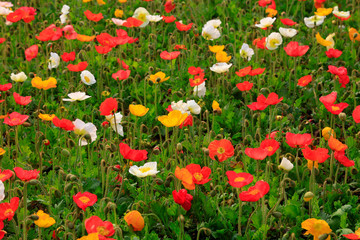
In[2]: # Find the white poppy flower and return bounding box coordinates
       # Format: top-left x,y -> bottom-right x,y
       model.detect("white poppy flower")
304,15 -> 326,28
194,82 -> 206,98
73,119 -> 97,146
61,5 -> 70,14
239,43 -> 255,61
325,33 -> 336,50
279,27 -> 298,38
0,2 -> 13,7
129,162 -> 159,178
0,6 -> 12,15
146,15 -> 162,22
80,70 -> 96,85
48,52 -> 60,70
10,72 -> 27,82
255,17 -> 276,29
186,100 -> 201,115
210,62 -> 232,73
112,18 -> 126,26
332,6 -> 350,19
63,92 -> 91,102
133,7 -> 150,28
171,100 -> 189,114
205,19 -> 222,28
265,32 -> 283,50
106,112 -> 124,136
278,157 -> 294,172
0,180 -> 4,202
202,25 -> 221,40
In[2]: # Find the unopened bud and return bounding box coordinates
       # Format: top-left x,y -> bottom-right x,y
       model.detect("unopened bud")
304,191 -> 314,202
29,179 -> 40,185
339,112 -> 346,121
318,234 -> 329,240
30,215 -> 39,220
61,149 -> 71,157
64,183 -> 73,192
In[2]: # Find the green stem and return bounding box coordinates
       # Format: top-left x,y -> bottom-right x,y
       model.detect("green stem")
23,182 -> 28,240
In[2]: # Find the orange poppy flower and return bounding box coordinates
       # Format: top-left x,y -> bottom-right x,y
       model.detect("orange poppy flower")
77,34 -> 96,42
175,166 -> 195,190
124,211 -> 144,231
328,136 -> 348,152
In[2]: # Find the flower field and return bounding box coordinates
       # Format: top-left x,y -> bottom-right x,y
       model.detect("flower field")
1,0 -> 360,239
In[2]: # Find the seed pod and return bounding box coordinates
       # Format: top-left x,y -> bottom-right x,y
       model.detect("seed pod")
30,215 -> 39,220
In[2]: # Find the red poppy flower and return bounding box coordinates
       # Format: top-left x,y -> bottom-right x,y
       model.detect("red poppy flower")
52,117 -> 75,131
319,92 -> 337,105
0,83 -> 12,91
280,18 -> 297,26
239,181 -> 270,202
99,98 -> 118,116
67,62 -> 88,72
84,10 -> 103,22
247,101 -> 268,111
285,132 -> 313,148
61,52 -> 76,62
189,74 -> 206,87
13,92 -> 31,106
334,14 -> 351,21
175,22 -> 193,31
334,151 -> 354,167
245,147 -> 268,160
160,51 -> 180,60
112,70 -> 130,81
164,0 -> 176,13
188,66 -> 204,75
0,38 -> 5,44
0,221 -> 6,239
25,45 -> 38,61
258,0 -> 271,7
172,189 -> 193,211
119,143 -> 148,162
0,197 -> 19,221
266,131 -> 279,139
73,192 -> 97,211
162,15 -> 176,23
328,65 -> 347,76
13,167 -> 40,181
3,112 -> 29,126
325,48 -> 342,58
174,44 -> 187,50
249,68 -> 266,76
96,33 -> 117,48
0,169 -> 13,182
284,41 -> 309,57
179,114 -> 193,128
36,24 -> 63,41
343,232 -> 360,240
7,7 -> 36,23
117,59 -> 129,70
63,25 -> 77,40
185,164 -> 211,185
235,66 -> 252,77
122,17 -> 143,27
324,102 -> 349,115
85,216 -> 115,239
297,75 -> 312,87
95,45 -> 112,54
236,81 -> 253,91
302,146 -> 329,163
260,139 -> 280,156
253,37 -> 266,49
208,139 -> 235,162
226,171 -> 253,188
353,106 -> 360,123
258,92 -> 283,105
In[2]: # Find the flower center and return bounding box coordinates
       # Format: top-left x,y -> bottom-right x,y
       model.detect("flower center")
78,196 -> 90,204
193,173 -> 203,182
217,147 -> 225,154
4,209 -> 13,217
139,167 -> 151,173
248,189 -> 260,195
240,50 -> 248,58
331,106 -> 340,111
84,76 -> 91,83
234,177 -> 245,182
97,226 -> 110,236
137,13 -> 147,22
269,39 -> 279,48
266,146 -> 273,152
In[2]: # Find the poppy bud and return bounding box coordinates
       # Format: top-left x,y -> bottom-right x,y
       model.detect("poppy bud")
339,112 -> 346,121
29,179 -> 40,185
67,221 -> 74,229
215,134 -> 223,140
289,233 -> 296,240
155,178 -> 163,185
351,168 -> 358,175
23,122 -> 32,127
43,139 -> 50,146
54,189 -> 62,198
202,148 -> 209,155
70,175 -> 77,181
106,202 -> 117,211
113,165 -> 121,172
164,175 -> 173,187
177,214 -> 185,223
176,143 -> 183,152
153,146 -> 160,155
101,159 -> 107,168
28,214 -> 39,222
64,183 -> 73,192
276,115 -> 283,121
304,191 -> 314,202
15,187 -> 22,196
272,211 -> 282,218
318,234 -> 329,240
210,190 -> 217,197
110,143 -> 117,152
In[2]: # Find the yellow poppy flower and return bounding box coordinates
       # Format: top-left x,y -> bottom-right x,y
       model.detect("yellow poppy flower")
118,0 -> 127,2
31,77 -> 57,90
148,72 -> 170,84
129,104 -> 149,117
301,218 -> 332,240
77,34 -> 96,42
315,33 -> 332,47
322,127 -> 335,141
215,51 -> 231,63
158,110 -> 188,127
0,148 -> 6,156
34,210 -> 56,228
38,114 -> 56,121
115,9 -> 123,18
266,8 -> 277,17
82,0 -> 91,2
209,45 -> 225,53
77,233 -> 99,240
325,33 -> 335,50
306,159 -> 318,170
314,8 -> 333,16
212,100 -> 221,111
